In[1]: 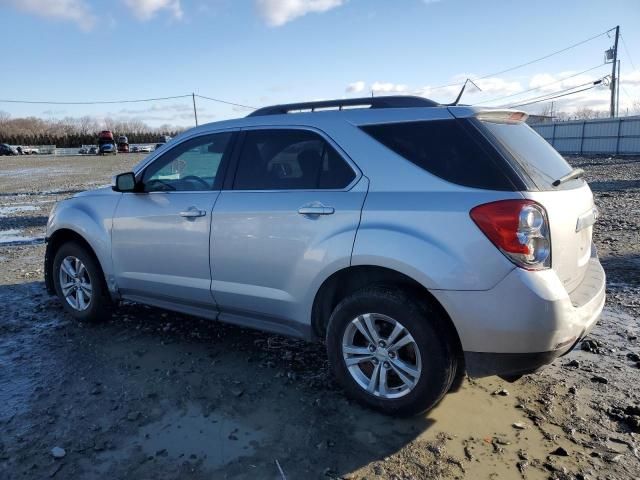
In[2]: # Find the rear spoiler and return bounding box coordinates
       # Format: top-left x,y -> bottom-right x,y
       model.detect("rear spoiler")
474,110 -> 529,124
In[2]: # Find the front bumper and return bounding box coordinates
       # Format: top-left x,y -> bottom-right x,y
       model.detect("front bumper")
433,250 -> 606,378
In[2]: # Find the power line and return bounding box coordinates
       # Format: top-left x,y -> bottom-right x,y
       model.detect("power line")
502,79 -> 603,107
619,33 -> 638,71
0,93 -> 255,109
0,94 -> 192,105
194,94 -> 255,110
427,27 -> 614,92
507,84 -> 601,108
475,63 -> 607,105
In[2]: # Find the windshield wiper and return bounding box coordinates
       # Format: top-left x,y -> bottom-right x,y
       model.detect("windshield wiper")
552,168 -> 585,187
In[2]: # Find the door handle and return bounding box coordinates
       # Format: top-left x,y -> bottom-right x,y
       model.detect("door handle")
298,205 -> 335,216
180,207 -> 207,218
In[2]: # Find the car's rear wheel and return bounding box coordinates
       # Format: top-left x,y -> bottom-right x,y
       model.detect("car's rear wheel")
53,242 -> 112,322
326,286 -> 457,416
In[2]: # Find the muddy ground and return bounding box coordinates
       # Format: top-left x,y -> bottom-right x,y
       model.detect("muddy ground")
0,153 -> 638,480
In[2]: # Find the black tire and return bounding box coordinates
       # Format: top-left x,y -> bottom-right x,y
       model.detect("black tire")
52,242 -> 112,323
326,286 -> 457,416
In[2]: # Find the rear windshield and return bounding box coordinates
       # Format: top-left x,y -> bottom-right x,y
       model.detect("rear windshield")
360,119 -> 518,190
479,121 -> 575,190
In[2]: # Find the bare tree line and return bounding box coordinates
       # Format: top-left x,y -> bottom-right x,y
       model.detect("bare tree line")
0,111 -> 184,147
537,101 -> 640,121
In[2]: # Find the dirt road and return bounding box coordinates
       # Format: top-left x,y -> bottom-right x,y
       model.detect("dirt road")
0,153 -> 638,479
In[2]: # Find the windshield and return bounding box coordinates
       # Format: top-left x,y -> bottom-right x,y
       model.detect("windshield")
481,121 -> 576,190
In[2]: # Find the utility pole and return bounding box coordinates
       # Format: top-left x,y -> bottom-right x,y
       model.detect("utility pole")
192,93 -> 199,126
610,25 -> 619,118
616,59 -> 620,117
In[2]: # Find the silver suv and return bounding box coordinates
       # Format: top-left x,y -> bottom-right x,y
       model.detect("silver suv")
45,96 -> 605,415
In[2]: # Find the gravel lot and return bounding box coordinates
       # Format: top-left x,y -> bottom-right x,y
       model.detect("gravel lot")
0,153 -> 639,479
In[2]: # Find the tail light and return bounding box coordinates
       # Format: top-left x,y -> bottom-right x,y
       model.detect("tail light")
470,200 -> 551,270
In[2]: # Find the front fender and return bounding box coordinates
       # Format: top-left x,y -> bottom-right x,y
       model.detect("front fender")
47,194 -> 121,292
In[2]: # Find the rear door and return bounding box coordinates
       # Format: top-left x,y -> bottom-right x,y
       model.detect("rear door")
479,119 -> 596,292
210,127 -> 367,335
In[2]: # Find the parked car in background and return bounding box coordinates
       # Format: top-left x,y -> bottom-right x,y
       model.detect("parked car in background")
138,145 -> 152,153
0,143 -> 18,155
88,146 -> 98,155
78,147 -> 89,154
98,131 -> 117,156
117,136 -> 129,153
154,135 -> 172,151
131,145 -> 140,153
99,143 -> 116,155
44,96 -> 605,416
21,146 -> 39,155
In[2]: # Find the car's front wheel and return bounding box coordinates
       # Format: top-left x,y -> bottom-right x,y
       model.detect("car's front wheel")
53,242 -> 112,322
326,286 -> 457,416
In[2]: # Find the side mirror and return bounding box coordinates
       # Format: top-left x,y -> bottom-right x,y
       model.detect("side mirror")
112,172 -> 138,192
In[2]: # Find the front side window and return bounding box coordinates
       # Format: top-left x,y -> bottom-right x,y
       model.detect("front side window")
142,132 -> 232,192
233,129 -> 355,190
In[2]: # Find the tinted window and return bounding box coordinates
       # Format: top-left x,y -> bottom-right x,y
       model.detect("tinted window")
142,132 -> 231,192
480,121 -> 575,190
233,129 -> 355,190
360,119 -> 516,190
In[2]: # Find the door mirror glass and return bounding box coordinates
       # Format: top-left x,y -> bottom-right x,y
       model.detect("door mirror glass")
113,172 -> 137,192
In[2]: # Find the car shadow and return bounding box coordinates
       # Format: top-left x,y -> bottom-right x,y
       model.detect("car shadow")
1,280 -> 439,479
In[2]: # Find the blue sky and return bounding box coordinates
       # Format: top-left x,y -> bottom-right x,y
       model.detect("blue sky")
0,0 -> 638,127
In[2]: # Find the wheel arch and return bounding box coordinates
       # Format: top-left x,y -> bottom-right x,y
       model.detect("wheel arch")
311,265 -> 464,368
45,228 -> 109,296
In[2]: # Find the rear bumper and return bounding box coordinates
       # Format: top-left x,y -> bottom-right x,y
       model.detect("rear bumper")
432,249 -> 605,377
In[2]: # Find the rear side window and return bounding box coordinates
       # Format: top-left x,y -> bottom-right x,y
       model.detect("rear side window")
360,119 -> 516,190
479,121 -> 575,190
233,129 -> 356,190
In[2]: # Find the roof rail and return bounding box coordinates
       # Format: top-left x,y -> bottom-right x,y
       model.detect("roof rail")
247,95 -> 439,117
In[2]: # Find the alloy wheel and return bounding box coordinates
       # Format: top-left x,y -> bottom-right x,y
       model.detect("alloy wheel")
59,256 -> 92,311
342,313 -> 422,399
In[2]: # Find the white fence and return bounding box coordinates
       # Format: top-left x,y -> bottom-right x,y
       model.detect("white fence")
10,144 -> 156,156
531,115 -> 640,155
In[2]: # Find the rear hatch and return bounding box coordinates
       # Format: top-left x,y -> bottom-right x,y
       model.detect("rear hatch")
475,114 -> 596,293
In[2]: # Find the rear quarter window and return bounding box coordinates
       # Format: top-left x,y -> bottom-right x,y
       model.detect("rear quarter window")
479,121 -> 577,190
360,119 -> 518,191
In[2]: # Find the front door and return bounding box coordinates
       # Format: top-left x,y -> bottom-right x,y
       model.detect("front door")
112,131 -> 234,314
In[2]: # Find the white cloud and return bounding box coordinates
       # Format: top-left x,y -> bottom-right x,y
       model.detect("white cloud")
256,0 -> 345,27
355,69 -> 640,116
371,82 -> 408,94
346,81 -> 366,93
473,77 -> 521,95
0,0 -> 95,30
621,70 -> 640,86
122,0 -> 183,20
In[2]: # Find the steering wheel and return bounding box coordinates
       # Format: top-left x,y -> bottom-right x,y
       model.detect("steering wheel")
145,178 -> 175,191
181,175 -> 210,189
